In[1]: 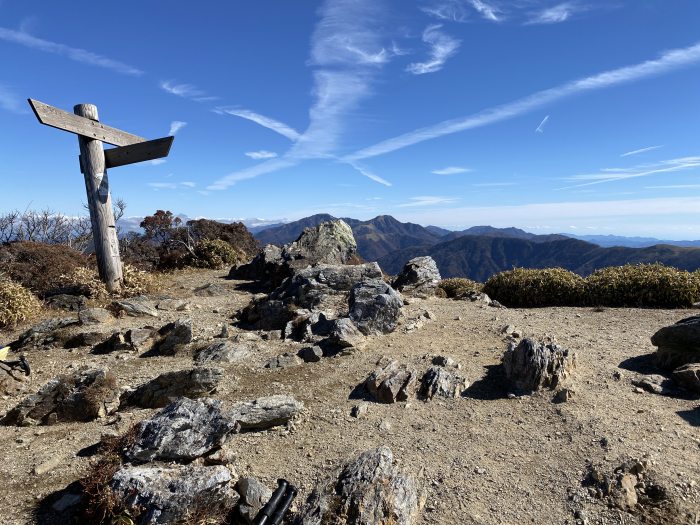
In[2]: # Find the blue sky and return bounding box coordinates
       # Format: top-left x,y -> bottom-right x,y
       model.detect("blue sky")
1,0 -> 700,238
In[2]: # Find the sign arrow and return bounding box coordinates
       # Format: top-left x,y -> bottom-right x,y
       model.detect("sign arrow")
104,136 -> 174,168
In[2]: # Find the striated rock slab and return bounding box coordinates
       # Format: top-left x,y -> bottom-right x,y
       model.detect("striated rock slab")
12,317 -> 78,349
365,360 -> 417,403
113,297 -> 159,318
502,338 -> 577,394
123,367 -> 223,409
229,395 -> 303,431
298,446 -> 421,525
150,318 -> 193,356
419,366 -> 467,400
349,280 -> 403,336
195,340 -> 254,364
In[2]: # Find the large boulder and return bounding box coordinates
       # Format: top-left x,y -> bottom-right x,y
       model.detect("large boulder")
392,256 -> 441,297
298,446 -> 421,525
229,244 -> 286,285
123,367 -> 223,409
651,316 -> 700,370
349,280 -> 403,335
110,465 -> 239,525
1,368 -> 119,426
365,360 -> 417,404
125,397 -> 238,463
502,338 -> 577,394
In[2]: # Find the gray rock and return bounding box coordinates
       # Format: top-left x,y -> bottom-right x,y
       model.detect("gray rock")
502,338 -> 577,394
78,307 -> 114,325
651,316 -> 700,369
236,477 -> 273,525
64,331 -> 109,349
266,352 -> 303,369
553,388 -> 575,403
230,243 -> 286,285
1,368 -> 119,426
283,219 -> 357,270
327,318 -> 365,349
366,360 -> 417,403
45,294 -> 86,312
127,327 -> 158,352
92,332 -> 131,354
51,493 -> 82,513
151,318 -> 193,356
124,367 -> 223,409
194,282 -> 228,297
229,395 -> 303,431
298,446 -> 420,525
672,363 -> 700,393
0,361 -> 30,396
392,256 -> 441,297
12,317 -> 78,349
110,464 -> 239,525
125,397 -> 238,463
431,355 -> 457,368
631,374 -> 679,396
157,298 -> 191,312
298,345 -> 324,363
195,340 -> 254,364
239,298 -> 292,331
419,366 -> 467,399
113,297 -> 159,318
349,280 -> 403,335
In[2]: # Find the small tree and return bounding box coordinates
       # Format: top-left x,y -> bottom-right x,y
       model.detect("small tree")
140,210 -> 181,244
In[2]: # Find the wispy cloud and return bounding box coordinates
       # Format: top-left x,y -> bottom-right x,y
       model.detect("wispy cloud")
526,2 -> 579,25
245,150 -> 278,160
160,81 -> 217,102
473,181 -> 516,187
432,166 -> 471,175
207,159 -> 298,191
149,159 -> 167,166
0,27 -> 143,76
535,115 -> 550,133
469,0 -> 501,22
421,1 -> 469,22
645,184 -> 700,189
346,40 -> 700,161
215,107 -> 301,141
148,181 -> 196,190
169,121 -> 187,135
406,24 -> 460,75
564,156 -> 700,187
345,161 -> 392,186
620,145 -> 663,157
398,195 -> 459,207
0,84 -> 26,114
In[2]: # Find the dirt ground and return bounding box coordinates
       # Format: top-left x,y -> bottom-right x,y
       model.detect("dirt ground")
0,268 -> 698,525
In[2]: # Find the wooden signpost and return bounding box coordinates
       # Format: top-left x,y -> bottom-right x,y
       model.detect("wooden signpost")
28,99 -> 174,293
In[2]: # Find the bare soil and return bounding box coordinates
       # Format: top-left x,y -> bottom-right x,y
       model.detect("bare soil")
0,268 -> 698,524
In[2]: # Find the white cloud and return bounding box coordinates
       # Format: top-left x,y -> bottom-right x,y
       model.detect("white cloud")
346,40 -> 700,161
406,24 -> 460,75
207,159 -> 298,191
169,121 -> 187,135
149,159 -> 167,166
432,166 -> 471,175
398,196 -> 460,207
245,150 -> 278,160
216,107 -> 301,142
535,115 -> 550,133
0,27 -> 143,75
421,2 -> 468,22
148,181 -> 196,190
160,80 -> 206,98
469,0 -> 501,22
473,182 -> 516,187
0,84 -> 26,114
564,156 -> 700,187
180,181 -> 196,187
645,184 -> 700,189
526,2 -> 578,25
346,161 -> 392,186
620,145 -> 663,157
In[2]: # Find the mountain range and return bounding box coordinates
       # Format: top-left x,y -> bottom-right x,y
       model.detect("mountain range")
252,214 -> 700,281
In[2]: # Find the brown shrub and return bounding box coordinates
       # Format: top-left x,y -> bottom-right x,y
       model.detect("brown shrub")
0,277 -> 41,328
438,277 -> 483,298
483,268 -> 586,307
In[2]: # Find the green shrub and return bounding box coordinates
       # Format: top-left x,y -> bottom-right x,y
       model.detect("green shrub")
585,263 -> 700,308
438,277 -> 483,298
192,239 -> 242,269
483,267 -> 586,308
0,277 -> 41,328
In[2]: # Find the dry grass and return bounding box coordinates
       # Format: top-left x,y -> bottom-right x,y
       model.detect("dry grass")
0,277 -> 41,328
483,267 -> 586,307
437,277 -> 483,298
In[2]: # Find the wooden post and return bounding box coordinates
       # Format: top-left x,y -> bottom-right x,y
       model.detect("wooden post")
74,104 -> 123,293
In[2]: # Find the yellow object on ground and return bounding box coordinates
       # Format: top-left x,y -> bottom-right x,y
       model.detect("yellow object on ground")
0,346 -> 9,361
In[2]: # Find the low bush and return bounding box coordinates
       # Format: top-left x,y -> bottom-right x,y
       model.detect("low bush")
483,268 -> 586,308
57,264 -> 157,299
585,263 -> 700,308
0,277 -> 41,328
438,277 -> 483,298
192,238 -> 244,269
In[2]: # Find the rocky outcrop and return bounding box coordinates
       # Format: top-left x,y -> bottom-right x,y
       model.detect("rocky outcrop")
651,316 -> 700,370
365,360 -> 417,403
110,465 -> 239,525
502,338 -> 577,394
150,318 -> 193,356
230,244 -> 286,285
349,280 -> 403,335
195,340 -> 255,364
419,366 -> 467,400
238,297 -> 292,331
392,256 -> 441,297
11,317 -> 78,350
229,395 -> 303,431
125,397 -> 238,463
1,368 -> 119,426
298,446 -> 421,525
123,367 -> 223,409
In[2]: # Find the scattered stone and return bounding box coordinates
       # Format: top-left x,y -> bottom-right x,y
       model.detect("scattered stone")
432,355 -> 457,368
298,446 -> 420,525
110,464 -> 239,525
157,298 -> 191,312
123,367 -> 223,409
419,366 -> 467,400
502,338 -> 577,394
651,315 -> 700,369
236,477 -> 272,525
266,352 -> 302,369
195,340 -> 254,364
365,360 -> 417,403
351,403 -> 369,418
462,291 -> 493,306
239,297 -> 292,331
113,297 -> 159,318
584,459 -> 667,512
229,395 -> 303,431
298,345 -> 324,363
78,307 -> 114,326
127,327 -> 158,352
379,419 -> 392,432
194,282 -> 228,297
11,317 -> 79,349
0,360 -> 30,395
631,374 -> 679,396
500,324 -> 521,338
92,332 -> 130,354
553,388 -> 575,403
672,363 -> 700,393
215,323 -> 230,338
349,280 -> 403,335
45,294 -> 85,312
125,397 -> 238,463
32,456 -> 62,476
150,318 -> 193,356
64,331 -> 108,349
392,256 -> 441,297
327,317 -> 365,348
2,368 -> 119,426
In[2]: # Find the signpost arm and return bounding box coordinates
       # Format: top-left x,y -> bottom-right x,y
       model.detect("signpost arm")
74,104 -> 123,293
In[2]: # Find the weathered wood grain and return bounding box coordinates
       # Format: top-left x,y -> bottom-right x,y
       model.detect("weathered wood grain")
29,99 -> 146,147
75,104 -> 123,293
104,136 -> 174,168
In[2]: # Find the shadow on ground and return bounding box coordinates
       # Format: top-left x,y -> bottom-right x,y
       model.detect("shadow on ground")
462,364 -> 508,401
677,407 -> 700,427
618,353 -> 659,375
